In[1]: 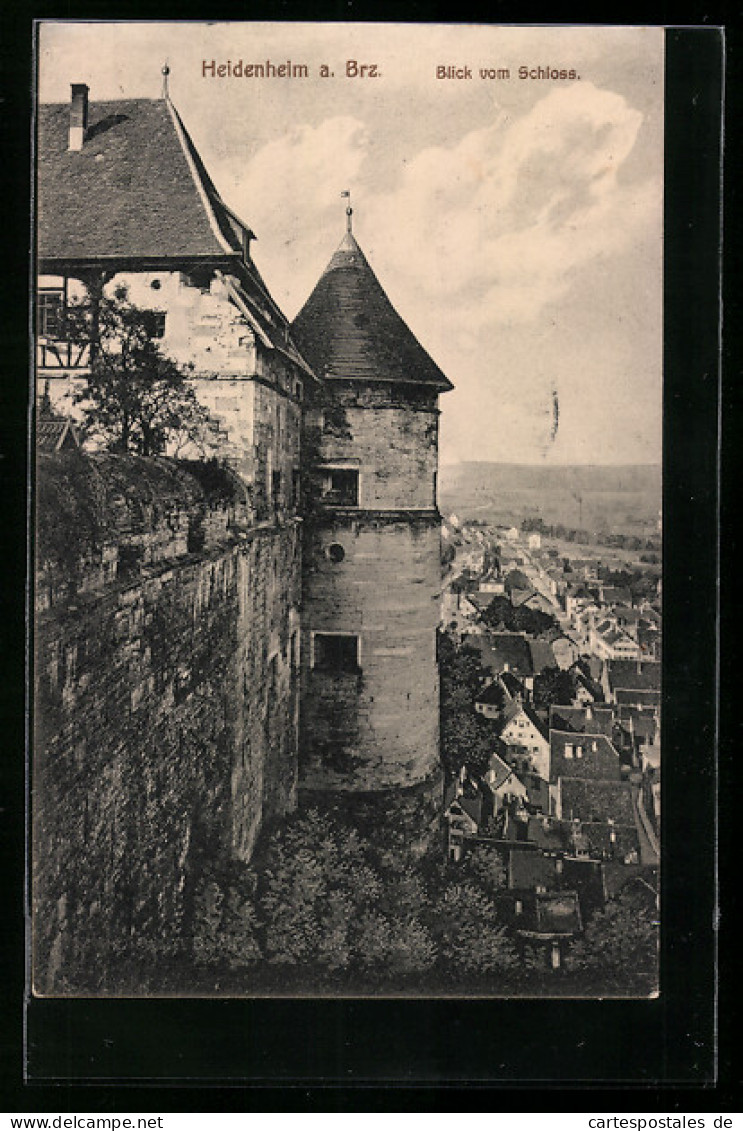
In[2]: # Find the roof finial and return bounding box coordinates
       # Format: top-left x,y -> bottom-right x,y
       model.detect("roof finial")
161,62 -> 170,99
341,189 -> 352,233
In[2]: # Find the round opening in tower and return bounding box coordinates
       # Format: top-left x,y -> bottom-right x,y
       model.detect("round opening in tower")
326,543 -> 345,563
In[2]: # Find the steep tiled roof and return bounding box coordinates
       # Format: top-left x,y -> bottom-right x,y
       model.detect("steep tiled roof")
607,660 -> 661,692
600,586 -> 632,605
475,679 -> 508,709
38,98 -> 242,266
529,640 -> 557,675
573,656 -> 603,681
488,751 -> 521,791
291,231 -> 453,389
550,730 -> 623,783
37,96 -> 315,379
496,699 -> 548,743
524,773 -> 551,812
508,850 -> 558,891
581,821 -> 640,860
615,688 -> 660,708
467,591 -> 495,612
614,604 -> 641,623
500,670 -> 525,700
463,632 -> 533,678
550,705 -> 614,736
559,778 -> 635,824
37,418 -> 81,453
615,708 -> 657,744
524,816 -> 566,853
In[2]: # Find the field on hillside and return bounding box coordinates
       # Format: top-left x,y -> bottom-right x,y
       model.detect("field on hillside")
439,463 -> 662,538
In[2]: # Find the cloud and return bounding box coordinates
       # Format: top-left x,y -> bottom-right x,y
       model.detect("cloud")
210,116 -> 371,309
209,81 -> 661,465
365,82 -> 659,328
213,82 -> 658,333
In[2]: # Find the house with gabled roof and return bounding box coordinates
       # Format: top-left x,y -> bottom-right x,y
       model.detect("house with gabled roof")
34,77 -> 327,988
37,414 -> 81,454
589,618 -> 642,661
474,677 -> 511,719
509,889 -> 583,970
556,778 -> 636,826
550,729 -> 625,784
597,584 -> 633,607
603,659 -> 661,711
549,704 -> 614,738
496,699 -> 550,780
462,631 -> 533,681
484,751 -> 529,811
550,633 -> 580,670
500,669 -> 527,700
443,769 -> 495,860
528,639 -> 557,675
37,82 -> 315,500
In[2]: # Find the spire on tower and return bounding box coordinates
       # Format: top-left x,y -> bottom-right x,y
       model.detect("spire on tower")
161,62 -> 170,99
341,189 -> 353,233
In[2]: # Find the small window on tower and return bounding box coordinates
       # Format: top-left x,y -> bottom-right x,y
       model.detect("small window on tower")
37,290 -> 64,338
326,543 -> 345,563
320,468 -> 359,507
312,633 -> 360,673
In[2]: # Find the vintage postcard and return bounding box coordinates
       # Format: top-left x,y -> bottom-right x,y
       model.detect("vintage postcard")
32,21 -> 663,1000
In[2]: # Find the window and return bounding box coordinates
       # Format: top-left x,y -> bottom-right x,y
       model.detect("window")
326,543 -> 345,563
312,632 -> 360,673
320,468 -> 359,507
564,744 -> 574,759
151,312 -> 166,339
271,470 -> 282,504
37,290 -> 64,338
575,745 -> 584,759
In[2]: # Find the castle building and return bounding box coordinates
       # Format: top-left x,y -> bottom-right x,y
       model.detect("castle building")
292,211 -> 453,795
33,82 -> 314,989
33,81 -> 450,989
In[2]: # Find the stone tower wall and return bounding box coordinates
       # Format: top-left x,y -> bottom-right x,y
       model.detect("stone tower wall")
300,382 -> 443,794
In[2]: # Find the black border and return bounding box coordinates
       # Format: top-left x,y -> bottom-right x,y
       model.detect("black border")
1,12 -> 729,1108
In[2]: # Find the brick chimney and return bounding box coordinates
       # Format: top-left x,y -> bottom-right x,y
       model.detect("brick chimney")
69,83 -> 89,151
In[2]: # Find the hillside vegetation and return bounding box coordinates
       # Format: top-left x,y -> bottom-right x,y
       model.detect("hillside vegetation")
439,462 -> 661,537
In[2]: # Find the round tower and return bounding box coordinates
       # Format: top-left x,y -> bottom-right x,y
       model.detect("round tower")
292,212 -> 453,798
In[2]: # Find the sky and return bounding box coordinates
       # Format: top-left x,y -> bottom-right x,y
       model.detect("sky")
38,22 -> 664,467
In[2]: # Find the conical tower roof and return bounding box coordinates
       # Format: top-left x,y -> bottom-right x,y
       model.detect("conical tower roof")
292,230 -> 453,390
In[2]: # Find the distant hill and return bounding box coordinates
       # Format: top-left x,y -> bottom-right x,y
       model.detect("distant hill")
439,463 -> 662,537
